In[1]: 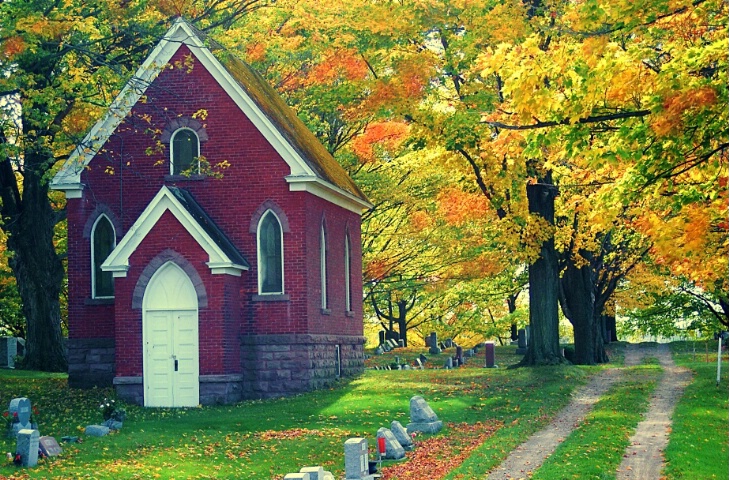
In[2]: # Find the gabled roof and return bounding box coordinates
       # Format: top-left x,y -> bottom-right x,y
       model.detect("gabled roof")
101,185 -> 249,277
51,18 -> 371,214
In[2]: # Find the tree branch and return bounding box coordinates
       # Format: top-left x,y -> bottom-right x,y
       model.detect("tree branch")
484,109 -> 651,130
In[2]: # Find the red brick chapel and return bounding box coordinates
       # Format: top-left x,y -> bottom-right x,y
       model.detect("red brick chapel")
51,18 -> 371,407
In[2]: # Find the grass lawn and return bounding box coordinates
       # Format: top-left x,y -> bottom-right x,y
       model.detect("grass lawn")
664,341 -> 729,479
1,341 -> 723,479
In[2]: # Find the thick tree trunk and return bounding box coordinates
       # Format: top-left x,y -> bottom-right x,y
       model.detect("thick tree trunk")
522,175 -> 563,365
0,148 -> 67,372
559,251 -> 609,365
507,294 -> 518,341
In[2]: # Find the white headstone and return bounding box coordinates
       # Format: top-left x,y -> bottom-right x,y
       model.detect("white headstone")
16,429 -> 39,467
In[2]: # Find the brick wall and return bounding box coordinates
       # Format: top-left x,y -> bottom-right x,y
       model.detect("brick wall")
64,45 -> 366,402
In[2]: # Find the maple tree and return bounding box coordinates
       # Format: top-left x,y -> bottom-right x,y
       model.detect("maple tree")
0,1 -> 272,370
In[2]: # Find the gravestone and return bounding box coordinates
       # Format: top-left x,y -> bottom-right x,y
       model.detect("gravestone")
344,438 -> 376,480
85,425 -> 110,437
398,339 -> 405,348
428,333 -> 441,355
376,427 -> 405,459
39,436 -> 62,457
406,395 -> 443,434
300,466 -> 335,480
390,421 -> 414,451
419,353 -> 428,364
378,331 -> 386,346
374,347 -> 384,355
16,429 -> 39,467
382,343 -> 391,353
456,346 -> 463,365
515,329 -> 528,355
9,397 -> 33,437
0,337 -> 18,368
484,341 -> 496,368
443,357 -> 453,369
445,338 -> 453,348
415,358 -> 423,369
464,349 -> 474,358
284,474 -> 310,480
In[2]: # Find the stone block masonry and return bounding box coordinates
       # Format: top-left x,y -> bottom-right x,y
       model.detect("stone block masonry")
66,338 -> 115,388
240,334 -> 364,399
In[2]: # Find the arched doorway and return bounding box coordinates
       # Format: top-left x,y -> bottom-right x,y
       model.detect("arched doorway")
143,262 -> 199,407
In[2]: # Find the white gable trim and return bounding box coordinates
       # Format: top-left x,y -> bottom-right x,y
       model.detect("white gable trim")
101,186 -> 247,277
286,175 -> 373,214
51,18 -> 317,195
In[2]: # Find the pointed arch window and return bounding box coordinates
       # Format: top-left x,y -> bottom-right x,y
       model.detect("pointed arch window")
171,128 -> 200,175
257,211 -> 283,294
320,223 -> 328,310
92,215 -> 116,298
344,234 -> 352,312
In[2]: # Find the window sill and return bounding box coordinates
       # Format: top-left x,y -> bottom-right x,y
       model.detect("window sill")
252,294 -> 290,302
321,308 -> 331,316
164,174 -> 206,182
345,310 -> 354,318
85,297 -> 115,305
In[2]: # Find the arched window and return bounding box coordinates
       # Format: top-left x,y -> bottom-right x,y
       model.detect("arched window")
320,223 -> 328,309
171,128 -> 200,175
92,215 -> 116,298
257,211 -> 283,294
344,234 -> 352,312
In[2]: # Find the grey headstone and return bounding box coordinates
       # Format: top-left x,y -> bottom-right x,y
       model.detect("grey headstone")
398,339 -> 405,347
516,329 -> 527,354
9,397 -> 31,425
409,395 -> 438,423
16,429 -> 39,467
456,346 -> 463,362
444,357 -> 453,369
0,337 -> 17,368
402,364 -> 411,370
85,425 -> 110,437
419,353 -> 428,364
390,421 -> 414,451
465,349 -> 474,357
445,338 -> 453,348
39,436 -> 63,457
376,428 -> 405,459
375,347 -> 384,355
344,437 -> 372,480
415,358 -> 423,369
406,395 -> 443,434
406,420 -> 443,434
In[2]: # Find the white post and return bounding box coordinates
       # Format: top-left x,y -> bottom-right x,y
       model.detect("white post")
717,337 -> 723,386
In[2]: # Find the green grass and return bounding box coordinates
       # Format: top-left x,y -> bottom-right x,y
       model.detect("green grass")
3,341 -> 719,479
530,362 -> 660,480
664,341 -> 728,479
1,346 -> 586,479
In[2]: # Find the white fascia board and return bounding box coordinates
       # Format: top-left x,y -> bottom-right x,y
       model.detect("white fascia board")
51,21 -> 188,191
101,185 -> 246,277
286,175 -> 373,214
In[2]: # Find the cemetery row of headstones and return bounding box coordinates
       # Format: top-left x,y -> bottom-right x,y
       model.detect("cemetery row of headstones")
373,334 -> 499,370
5,397 -> 62,468
281,396 -> 443,479
7,395 -> 126,468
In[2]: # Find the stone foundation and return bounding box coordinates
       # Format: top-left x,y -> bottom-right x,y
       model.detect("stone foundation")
113,376 -> 143,405
67,338 -> 115,388
71,334 -> 365,405
240,334 -> 365,399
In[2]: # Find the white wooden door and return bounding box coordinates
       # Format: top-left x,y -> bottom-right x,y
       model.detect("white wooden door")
143,262 -> 199,407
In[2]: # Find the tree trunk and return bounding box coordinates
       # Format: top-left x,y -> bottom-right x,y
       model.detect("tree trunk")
1,152 -> 67,372
558,251 -> 609,365
522,174 -> 563,365
507,293 -> 518,341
